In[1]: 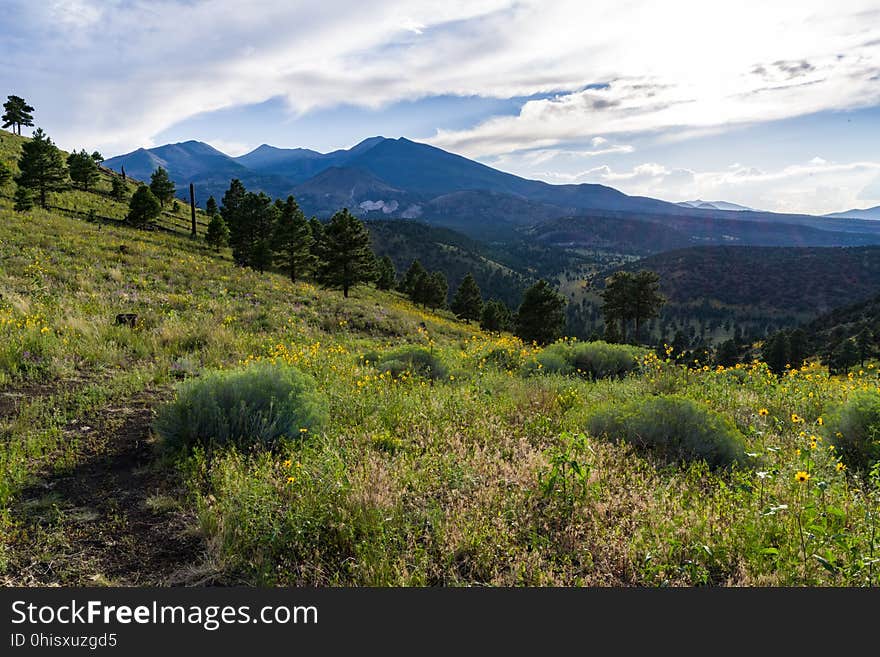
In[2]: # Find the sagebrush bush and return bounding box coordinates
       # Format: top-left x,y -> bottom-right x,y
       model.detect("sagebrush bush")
524,341 -> 641,379
586,395 -> 747,468
374,346 -> 447,380
154,361 -> 327,453
824,390 -> 880,470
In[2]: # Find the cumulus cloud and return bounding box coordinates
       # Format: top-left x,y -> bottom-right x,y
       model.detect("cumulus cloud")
2,0 -> 879,159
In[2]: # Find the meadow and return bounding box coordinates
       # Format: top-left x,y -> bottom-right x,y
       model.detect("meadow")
0,134 -> 878,586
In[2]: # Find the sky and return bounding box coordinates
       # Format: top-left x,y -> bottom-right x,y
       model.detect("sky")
2,0 -> 880,215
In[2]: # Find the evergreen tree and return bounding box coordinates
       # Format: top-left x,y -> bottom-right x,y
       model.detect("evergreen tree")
221,179 -> 249,266
425,271 -> 448,309
205,195 -> 219,218
110,176 -> 128,202
375,255 -> 396,290
67,149 -> 100,192
515,279 -> 566,345
126,185 -> 161,227
240,192 -> 278,273
205,213 -> 230,251
450,272 -> 483,323
630,270 -> 665,343
716,338 -> 740,367
308,217 -> 324,263
855,325 -> 874,367
16,128 -> 67,208
0,161 -> 11,189
2,95 -> 35,135
600,270 -> 664,344
761,331 -> 790,375
788,328 -> 810,368
90,151 -> 104,164
272,195 -> 314,282
13,185 -> 33,211
600,271 -> 634,342
315,208 -> 375,298
400,260 -> 427,297
480,299 -> 512,332
149,167 -> 175,207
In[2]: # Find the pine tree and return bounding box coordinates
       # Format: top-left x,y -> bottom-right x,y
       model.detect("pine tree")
316,208 -> 375,298
126,185 -> 161,227
205,195 -> 219,218
480,299 -> 512,332
16,128 -> 67,208
308,217 -> 324,262
375,255 -> 396,290
13,185 -> 33,211
110,176 -> 128,202
400,260 -> 427,297
761,331 -> 790,375
425,271 -> 448,309
716,339 -> 740,367
205,214 -> 230,251
272,195 -> 315,282
2,95 -> 35,135
450,273 -> 483,323
630,270 -> 665,344
515,279 -> 566,345
91,151 -> 104,164
221,179 -> 249,266
240,192 -> 278,273
67,149 -> 100,192
149,167 -> 176,207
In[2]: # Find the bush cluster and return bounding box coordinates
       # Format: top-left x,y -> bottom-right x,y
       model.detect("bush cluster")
154,361 -> 327,452
525,341 -> 642,379
586,395 -> 747,469
370,346 -> 448,380
824,390 -> 880,471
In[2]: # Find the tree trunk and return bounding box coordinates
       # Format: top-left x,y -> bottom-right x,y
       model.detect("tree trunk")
189,183 -> 197,237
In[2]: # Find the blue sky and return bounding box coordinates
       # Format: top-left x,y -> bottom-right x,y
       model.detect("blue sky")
2,0 -> 880,214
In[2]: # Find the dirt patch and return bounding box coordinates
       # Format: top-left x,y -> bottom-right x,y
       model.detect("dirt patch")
4,389 -> 212,586
0,381 -> 63,419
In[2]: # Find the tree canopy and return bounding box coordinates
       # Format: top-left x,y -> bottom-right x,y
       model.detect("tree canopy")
2,95 -> 35,135
126,185 -> 161,227
315,208 -> 375,297
17,128 -> 68,208
450,272 -> 483,323
67,149 -> 100,192
272,195 -> 314,282
516,279 -> 566,345
149,167 -> 176,207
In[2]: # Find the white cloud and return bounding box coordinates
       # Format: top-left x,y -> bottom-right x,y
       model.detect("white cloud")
564,157 -> 880,215
3,0 -> 879,159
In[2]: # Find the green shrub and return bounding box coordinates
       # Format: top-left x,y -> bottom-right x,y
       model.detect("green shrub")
374,346 -> 447,380
824,390 -> 880,471
586,395 -> 747,469
569,341 -> 642,379
154,361 -> 327,453
524,341 -> 641,379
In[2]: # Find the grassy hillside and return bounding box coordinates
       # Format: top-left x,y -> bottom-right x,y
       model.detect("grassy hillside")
1,131 -> 880,587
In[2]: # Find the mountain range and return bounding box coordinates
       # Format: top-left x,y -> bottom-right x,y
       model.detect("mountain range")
824,205 -> 880,220
676,199 -> 755,212
104,137 -> 880,248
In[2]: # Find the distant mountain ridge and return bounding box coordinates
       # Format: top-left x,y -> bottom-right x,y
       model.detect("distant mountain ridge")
103,137 -> 880,248
676,199 -> 755,212
824,205 -> 880,220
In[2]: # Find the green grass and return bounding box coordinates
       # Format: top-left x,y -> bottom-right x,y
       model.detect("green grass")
1,130 -> 879,586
